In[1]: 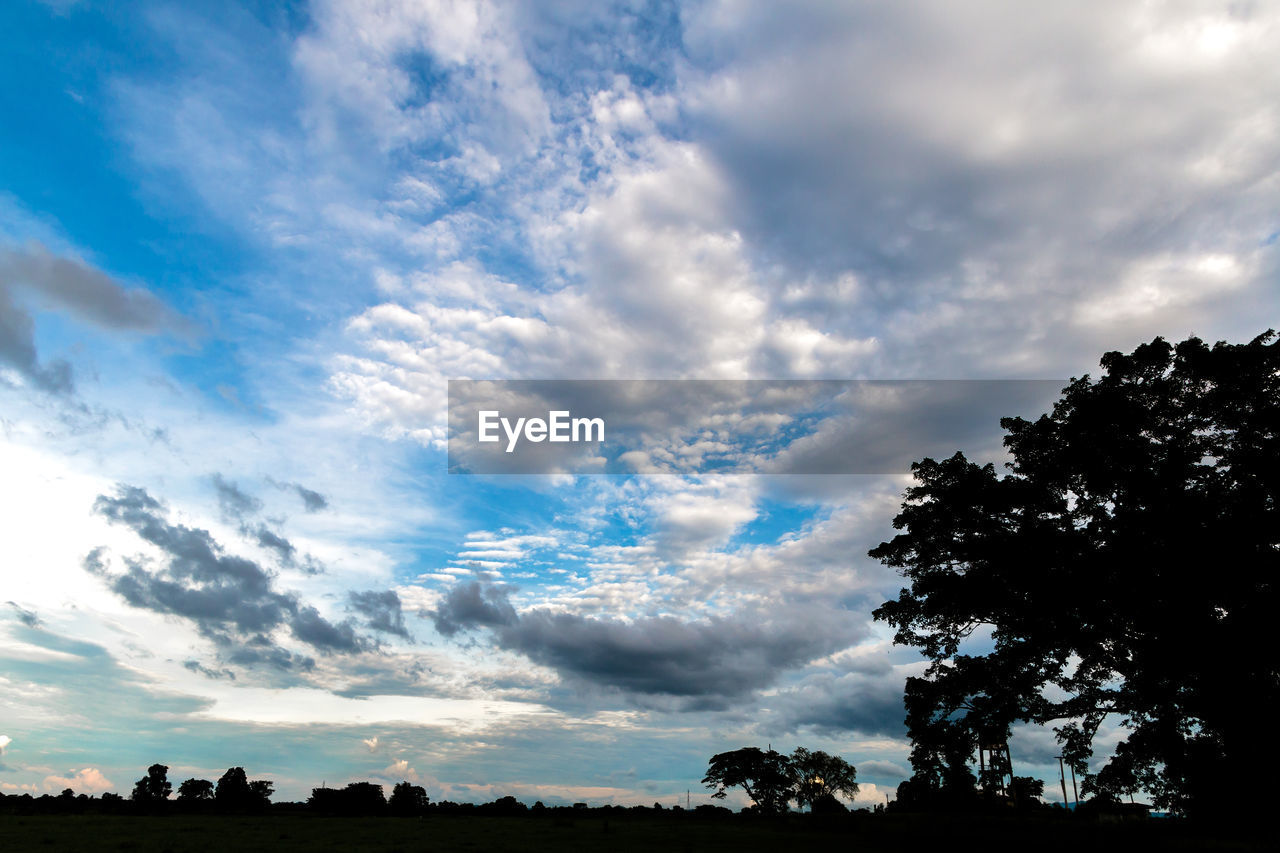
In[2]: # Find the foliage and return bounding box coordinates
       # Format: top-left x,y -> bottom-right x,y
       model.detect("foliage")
702,747 -> 796,814
131,764 -> 171,803
309,782 -> 386,816
176,778 -> 214,801
703,746 -> 859,814
871,332 -> 1280,817
388,781 -> 430,816
790,748 -> 858,811
215,767 -> 250,807
249,780 -> 274,807
1007,776 -> 1045,805
215,767 -> 273,811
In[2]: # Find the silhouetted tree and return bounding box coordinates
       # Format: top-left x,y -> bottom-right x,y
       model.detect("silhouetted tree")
249,779 -> 274,807
176,778 -> 214,802
482,795 -> 527,815
215,767 -> 250,809
344,781 -> 386,814
212,767 -> 271,811
388,781 -> 429,816
871,332 -> 1280,818
1007,776 -> 1045,805
311,782 -> 387,816
131,763 -> 171,803
790,748 -> 858,811
810,793 -> 849,815
702,747 -> 795,814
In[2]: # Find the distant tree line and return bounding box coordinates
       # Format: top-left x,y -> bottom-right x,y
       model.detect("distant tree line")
126,764 -> 274,812
3,753 -> 868,821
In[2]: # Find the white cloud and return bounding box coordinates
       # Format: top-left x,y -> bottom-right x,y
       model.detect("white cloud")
43,767 -> 114,794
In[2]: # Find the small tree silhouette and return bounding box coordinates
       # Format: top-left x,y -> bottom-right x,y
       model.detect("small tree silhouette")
176,778 -> 214,802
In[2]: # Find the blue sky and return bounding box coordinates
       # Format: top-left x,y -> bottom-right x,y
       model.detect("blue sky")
2,0 -> 1278,806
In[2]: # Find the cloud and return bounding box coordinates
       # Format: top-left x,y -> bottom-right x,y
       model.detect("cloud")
376,757 -> 419,783
430,580 -> 518,637
432,580 -> 863,707
43,767 -> 114,794
294,484 -> 329,512
348,590 -> 411,639
764,669 -> 910,739
182,659 -> 236,680
6,601 -> 41,628
0,244 -> 188,393
678,0 -> 1280,372
252,525 -> 298,567
87,484 -> 373,670
859,760 -> 909,780
268,477 -> 330,512
211,474 -> 263,521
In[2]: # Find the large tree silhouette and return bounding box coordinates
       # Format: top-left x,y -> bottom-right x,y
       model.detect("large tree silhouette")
790,748 -> 858,811
871,332 -> 1278,817
702,747 -> 795,814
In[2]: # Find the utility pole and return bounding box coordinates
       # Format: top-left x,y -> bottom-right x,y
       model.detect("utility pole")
1069,763 -> 1078,806
1055,756 -> 1070,811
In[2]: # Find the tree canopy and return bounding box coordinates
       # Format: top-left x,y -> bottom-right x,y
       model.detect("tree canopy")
130,764 -> 171,803
790,748 -> 858,811
702,746 -> 859,814
702,747 -> 795,814
389,781 -> 430,816
175,778 -> 214,802
214,767 -> 273,811
871,332 -> 1278,817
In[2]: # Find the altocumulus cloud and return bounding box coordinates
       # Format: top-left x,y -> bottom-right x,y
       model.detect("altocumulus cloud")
85,485 -> 376,671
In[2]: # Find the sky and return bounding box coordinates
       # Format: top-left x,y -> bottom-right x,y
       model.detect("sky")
1,0 -> 1277,807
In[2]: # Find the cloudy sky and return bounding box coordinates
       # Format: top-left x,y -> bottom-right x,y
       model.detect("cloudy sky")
1,0 -> 1277,806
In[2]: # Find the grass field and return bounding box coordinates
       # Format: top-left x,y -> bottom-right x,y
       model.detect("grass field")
2,813 -> 1271,853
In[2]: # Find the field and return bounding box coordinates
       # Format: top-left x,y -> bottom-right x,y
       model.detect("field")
1,813 -> 1270,853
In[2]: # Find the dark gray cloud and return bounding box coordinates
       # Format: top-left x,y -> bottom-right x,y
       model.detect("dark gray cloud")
291,604 -> 369,652
211,474 -> 263,520
765,670 -> 908,739
431,580 -> 862,706
211,476 -> 324,571
267,477 -> 330,512
858,760 -> 909,781
6,601 -> 41,628
430,580 -> 518,637
0,284 -> 72,392
182,658 -> 236,680
294,484 -> 329,512
0,244 -> 188,393
349,590 -> 411,639
252,525 -> 297,565
87,484 -> 371,669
